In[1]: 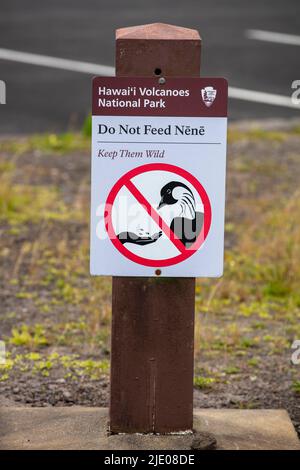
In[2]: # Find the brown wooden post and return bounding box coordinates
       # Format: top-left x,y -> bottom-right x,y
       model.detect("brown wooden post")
110,23 -> 201,434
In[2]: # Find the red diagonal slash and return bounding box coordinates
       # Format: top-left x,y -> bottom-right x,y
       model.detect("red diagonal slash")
125,179 -> 187,254
104,163 -> 211,268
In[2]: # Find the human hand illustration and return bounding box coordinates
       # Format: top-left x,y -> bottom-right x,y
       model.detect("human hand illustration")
117,230 -> 162,245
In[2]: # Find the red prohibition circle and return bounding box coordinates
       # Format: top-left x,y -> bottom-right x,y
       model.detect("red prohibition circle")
104,163 -> 212,267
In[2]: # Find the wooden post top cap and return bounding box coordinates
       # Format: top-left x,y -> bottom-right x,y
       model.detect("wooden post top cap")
116,23 -> 200,41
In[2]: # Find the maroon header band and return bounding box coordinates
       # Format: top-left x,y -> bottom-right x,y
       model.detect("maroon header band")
92,77 -> 228,117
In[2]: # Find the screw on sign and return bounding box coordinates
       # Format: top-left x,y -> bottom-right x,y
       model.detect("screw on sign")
104,163 -> 212,268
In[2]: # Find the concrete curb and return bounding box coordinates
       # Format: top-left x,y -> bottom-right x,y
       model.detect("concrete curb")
0,407 -> 299,450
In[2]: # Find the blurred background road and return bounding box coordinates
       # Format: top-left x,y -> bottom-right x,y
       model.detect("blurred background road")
0,0 -> 300,133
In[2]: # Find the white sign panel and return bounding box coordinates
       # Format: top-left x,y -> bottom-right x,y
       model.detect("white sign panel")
90,77 -> 228,277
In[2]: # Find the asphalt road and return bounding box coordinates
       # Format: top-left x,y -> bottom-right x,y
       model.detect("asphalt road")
0,0 -> 300,134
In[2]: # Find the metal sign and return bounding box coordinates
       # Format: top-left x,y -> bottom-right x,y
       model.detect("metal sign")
90,77 -> 228,277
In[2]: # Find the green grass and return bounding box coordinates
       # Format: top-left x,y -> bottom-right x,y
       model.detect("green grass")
0,132 -> 90,156
228,126 -> 300,144
194,376 -> 216,389
0,182 -> 84,224
10,324 -> 49,348
82,115 -> 92,138
224,366 -> 240,375
247,357 -> 260,367
292,381 -> 300,394
0,115 -> 91,155
0,352 -> 109,381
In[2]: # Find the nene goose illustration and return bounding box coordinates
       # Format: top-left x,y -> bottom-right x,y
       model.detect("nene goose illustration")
117,181 -> 203,248
157,181 -> 203,248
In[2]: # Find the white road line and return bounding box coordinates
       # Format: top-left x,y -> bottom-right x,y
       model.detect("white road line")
246,29 -> 300,46
0,47 -> 115,75
228,86 -> 299,109
0,47 -> 299,110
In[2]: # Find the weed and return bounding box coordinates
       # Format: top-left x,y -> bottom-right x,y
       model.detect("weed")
239,337 -> 256,349
224,366 -> 240,375
247,357 -> 260,367
0,133 -> 89,155
194,376 -> 216,389
82,115 -> 92,138
10,325 -> 48,348
0,182 -> 83,225
292,381 -> 300,394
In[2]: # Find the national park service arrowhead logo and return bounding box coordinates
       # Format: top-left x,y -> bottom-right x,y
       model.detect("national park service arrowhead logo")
201,86 -> 217,107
